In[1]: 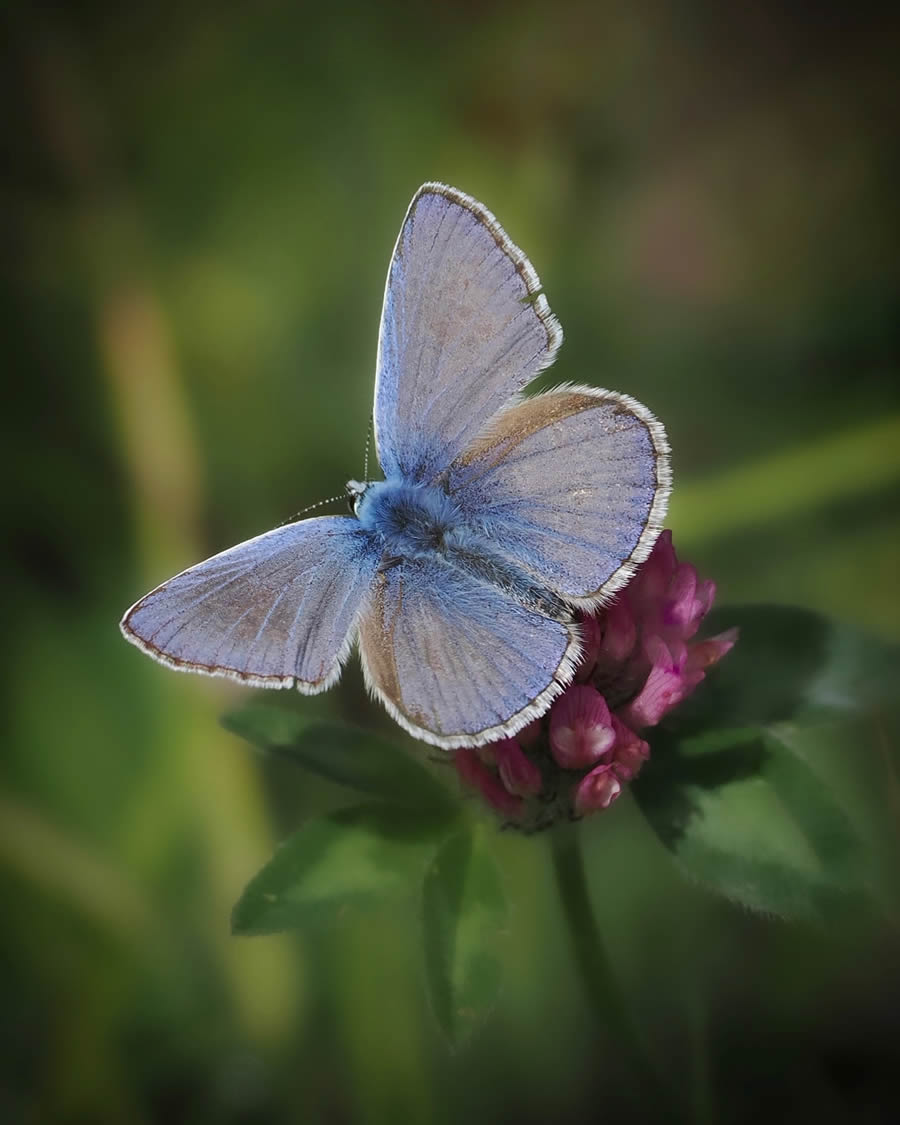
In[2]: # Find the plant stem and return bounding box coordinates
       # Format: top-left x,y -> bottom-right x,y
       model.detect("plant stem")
551,822 -> 672,1115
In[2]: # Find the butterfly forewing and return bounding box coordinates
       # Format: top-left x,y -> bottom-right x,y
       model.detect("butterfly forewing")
121,517 -> 379,691
374,183 -> 561,483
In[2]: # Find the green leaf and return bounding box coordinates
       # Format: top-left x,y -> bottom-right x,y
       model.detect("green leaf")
672,605 -> 900,730
633,722 -> 880,919
422,827 -> 508,1047
232,803 -> 454,935
633,605 -> 900,917
223,704 -> 453,811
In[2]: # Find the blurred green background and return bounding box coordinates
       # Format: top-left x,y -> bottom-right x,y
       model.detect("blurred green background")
3,2 -> 899,1122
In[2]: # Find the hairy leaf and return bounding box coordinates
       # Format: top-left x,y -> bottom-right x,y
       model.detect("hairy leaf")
233,803 -> 453,935
422,827 -> 508,1046
223,705 -> 453,810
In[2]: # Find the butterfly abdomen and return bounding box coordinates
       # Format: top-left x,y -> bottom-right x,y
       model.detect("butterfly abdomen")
441,540 -> 571,622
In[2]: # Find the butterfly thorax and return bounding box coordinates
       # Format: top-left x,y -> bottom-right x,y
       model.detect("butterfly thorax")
354,477 -> 462,558
354,476 -> 570,622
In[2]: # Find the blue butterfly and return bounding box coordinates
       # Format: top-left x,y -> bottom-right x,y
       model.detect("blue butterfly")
121,183 -> 671,748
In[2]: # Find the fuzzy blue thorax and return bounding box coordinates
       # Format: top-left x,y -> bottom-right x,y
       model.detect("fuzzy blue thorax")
354,478 -> 463,558
353,476 -> 569,621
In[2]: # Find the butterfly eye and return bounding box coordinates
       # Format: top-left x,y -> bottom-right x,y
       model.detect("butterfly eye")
345,479 -> 366,514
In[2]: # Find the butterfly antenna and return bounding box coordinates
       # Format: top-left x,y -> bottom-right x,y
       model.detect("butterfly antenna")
280,493 -> 346,526
363,415 -> 373,482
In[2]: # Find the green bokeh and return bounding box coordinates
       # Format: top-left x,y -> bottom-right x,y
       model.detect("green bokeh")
3,2 -> 898,1122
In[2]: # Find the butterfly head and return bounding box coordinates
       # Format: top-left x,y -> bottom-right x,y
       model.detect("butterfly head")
345,479 -> 369,515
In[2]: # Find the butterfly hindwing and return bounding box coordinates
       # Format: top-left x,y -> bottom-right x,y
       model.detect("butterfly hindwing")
448,385 -> 670,605
121,517 -> 380,691
374,182 -> 561,484
357,556 -> 581,749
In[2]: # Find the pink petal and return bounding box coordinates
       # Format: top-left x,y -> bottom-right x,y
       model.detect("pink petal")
619,637 -> 689,728
610,715 -> 650,781
455,749 -> 523,818
475,743 -> 497,766
515,717 -> 544,749
686,627 -> 739,674
696,579 -> 717,618
663,564 -> 698,627
494,739 -> 542,797
574,764 -> 623,816
549,685 -> 617,769
598,597 -> 637,664
627,529 -> 678,613
646,632 -> 685,673
574,613 -> 604,682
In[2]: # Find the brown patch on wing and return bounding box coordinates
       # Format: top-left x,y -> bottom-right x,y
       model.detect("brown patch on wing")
359,571 -> 430,730
454,392 -> 622,476
447,389 -> 668,603
121,599 -> 331,687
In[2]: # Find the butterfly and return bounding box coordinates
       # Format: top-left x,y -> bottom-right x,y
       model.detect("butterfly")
121,182 -> 671,749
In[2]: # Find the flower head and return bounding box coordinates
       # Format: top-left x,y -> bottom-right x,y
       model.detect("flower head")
453,530 -> 736,829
